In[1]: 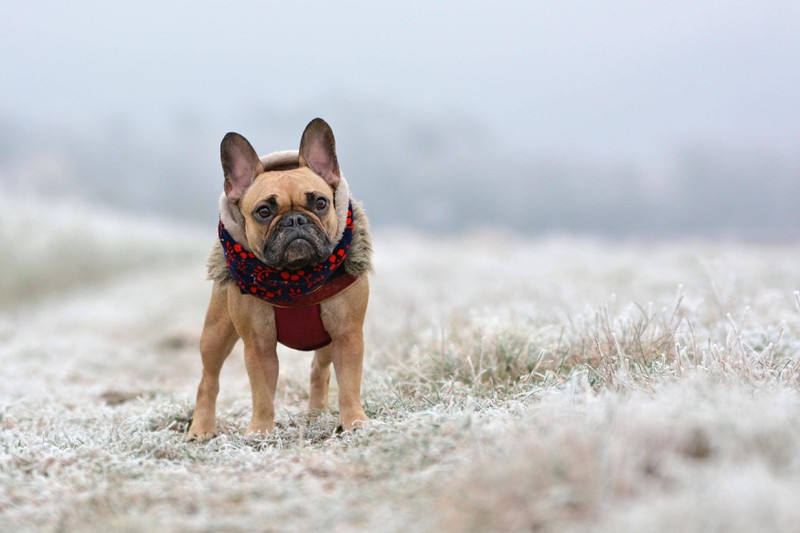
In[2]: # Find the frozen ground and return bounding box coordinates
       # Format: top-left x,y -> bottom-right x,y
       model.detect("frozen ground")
1,195 -> 800,532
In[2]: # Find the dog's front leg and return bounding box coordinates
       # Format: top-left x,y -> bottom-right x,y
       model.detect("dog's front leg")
243,340 -> 279,434
308,345 -> 333,412
332,331 -> 368,430
228,286 -> 278,433
322,277 -> 370,430
188,284 -> 240,440
228,289 -> 280,435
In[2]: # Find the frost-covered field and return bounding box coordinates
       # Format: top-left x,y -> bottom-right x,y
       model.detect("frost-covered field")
2,196 -> 800,532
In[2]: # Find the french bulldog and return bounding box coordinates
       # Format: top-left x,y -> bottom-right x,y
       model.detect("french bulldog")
188,118 -> 372,439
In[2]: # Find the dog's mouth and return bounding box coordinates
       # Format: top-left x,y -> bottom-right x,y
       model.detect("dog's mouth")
282,237 -> 316,270
262,229 -> 331,271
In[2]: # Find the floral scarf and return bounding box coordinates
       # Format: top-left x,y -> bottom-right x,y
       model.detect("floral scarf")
219,203 -> 354,306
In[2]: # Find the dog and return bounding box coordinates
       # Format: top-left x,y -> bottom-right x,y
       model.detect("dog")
188,118 -> 372,439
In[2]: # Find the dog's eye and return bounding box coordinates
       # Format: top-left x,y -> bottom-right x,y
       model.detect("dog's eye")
315,197 -> 328,211
255,206 -> 271,219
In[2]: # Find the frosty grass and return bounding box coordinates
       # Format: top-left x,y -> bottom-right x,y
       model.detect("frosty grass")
2,199 -> 800,532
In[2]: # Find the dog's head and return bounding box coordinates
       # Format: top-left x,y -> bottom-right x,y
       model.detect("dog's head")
221,118 -> 341,271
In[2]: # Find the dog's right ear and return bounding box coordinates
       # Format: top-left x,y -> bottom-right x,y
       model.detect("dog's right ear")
221,132 -> 263,204
299,118 -> 340,189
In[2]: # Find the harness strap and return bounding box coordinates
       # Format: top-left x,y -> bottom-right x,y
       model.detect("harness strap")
272,273 -> 359,351
271,273 -> 359,309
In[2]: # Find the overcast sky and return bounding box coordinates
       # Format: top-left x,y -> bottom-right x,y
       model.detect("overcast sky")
3,1 -> 799,165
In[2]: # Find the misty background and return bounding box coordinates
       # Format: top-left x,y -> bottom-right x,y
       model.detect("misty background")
2,1 -> 799,237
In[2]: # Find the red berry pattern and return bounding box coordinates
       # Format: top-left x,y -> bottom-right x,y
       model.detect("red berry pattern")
219,204 -> 354,305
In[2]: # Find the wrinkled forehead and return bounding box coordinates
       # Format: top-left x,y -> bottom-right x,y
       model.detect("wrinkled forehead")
241,167 -> 332,210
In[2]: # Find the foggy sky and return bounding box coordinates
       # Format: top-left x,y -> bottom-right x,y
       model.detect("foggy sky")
3,1 -> 799,164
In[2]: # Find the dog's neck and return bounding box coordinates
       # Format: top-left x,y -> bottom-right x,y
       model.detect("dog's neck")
218,149 -> 351,249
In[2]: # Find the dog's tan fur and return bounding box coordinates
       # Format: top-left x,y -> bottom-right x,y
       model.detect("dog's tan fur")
188,119 -> 371,440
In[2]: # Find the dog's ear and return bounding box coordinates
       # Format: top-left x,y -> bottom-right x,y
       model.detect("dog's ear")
299,118 -> 340,188
221,132 -> 263,203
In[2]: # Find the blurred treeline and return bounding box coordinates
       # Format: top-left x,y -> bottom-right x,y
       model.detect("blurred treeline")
1,103 -> 797,238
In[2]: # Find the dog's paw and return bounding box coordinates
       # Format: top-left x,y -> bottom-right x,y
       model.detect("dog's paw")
186,429 -> 217,442
307,401 -> 331,413
186,421 -> 217,442
339,410 -> 369,432
244,422 -> 274,436
306,408 -> 330,420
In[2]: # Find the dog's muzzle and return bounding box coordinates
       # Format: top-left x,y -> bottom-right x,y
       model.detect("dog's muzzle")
263,212 -> 330,270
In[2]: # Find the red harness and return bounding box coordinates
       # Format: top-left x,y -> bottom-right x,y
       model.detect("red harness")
219,204 -> 359,351
271,272 -> 359,351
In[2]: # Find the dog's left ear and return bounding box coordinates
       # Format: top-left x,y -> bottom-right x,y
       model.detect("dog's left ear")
299,118 -> 340,188
221,132 -> 263,204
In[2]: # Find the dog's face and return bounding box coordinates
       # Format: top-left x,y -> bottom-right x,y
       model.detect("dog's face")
238,168 -> 337,270
220,119 -> 342,271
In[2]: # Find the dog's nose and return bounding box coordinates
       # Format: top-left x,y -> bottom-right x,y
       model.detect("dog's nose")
280,212 -> 310,228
